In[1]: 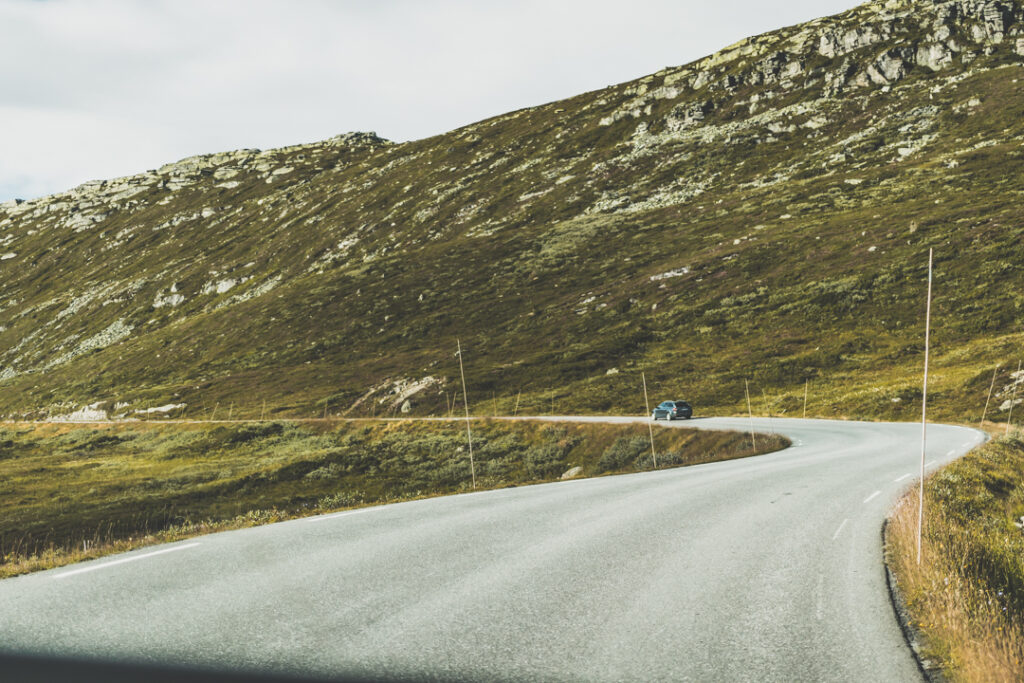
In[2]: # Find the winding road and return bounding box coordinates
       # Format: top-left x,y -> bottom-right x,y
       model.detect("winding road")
0,416 -> 985,681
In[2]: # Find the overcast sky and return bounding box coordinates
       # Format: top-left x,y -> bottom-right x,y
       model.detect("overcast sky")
0,0 -> 863,202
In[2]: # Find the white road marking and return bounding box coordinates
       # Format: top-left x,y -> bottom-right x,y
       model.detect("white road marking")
863,491 -> 881,504
54,543 -> 201,580
946,449 -> 956,456
894,473 -> 912,482
831,518 -> 849,541
926,460 -> 936,468
306,508 -> 374,523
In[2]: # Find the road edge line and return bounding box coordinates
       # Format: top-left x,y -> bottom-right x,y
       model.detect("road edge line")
881,518 -> 948,683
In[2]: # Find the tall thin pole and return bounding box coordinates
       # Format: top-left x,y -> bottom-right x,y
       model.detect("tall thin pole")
513,391 -> 521,417
744,379 -> 757,449
457,338 -> 476,489
1006,360 -> 1021,437
642,372 -> 657,468
980,365 -> 999,428
803,379 -> 808,419
918,248 -> 933,566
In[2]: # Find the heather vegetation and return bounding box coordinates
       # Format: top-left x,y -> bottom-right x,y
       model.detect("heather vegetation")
0,419 -> 787,578
888,434 -> 1024,681
1,2 -> 1023,426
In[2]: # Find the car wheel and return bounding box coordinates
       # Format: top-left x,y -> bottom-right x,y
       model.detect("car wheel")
666,414 -> 673,421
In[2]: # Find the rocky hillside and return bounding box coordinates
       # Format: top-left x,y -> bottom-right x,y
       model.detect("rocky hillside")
3,0 -> 1024,421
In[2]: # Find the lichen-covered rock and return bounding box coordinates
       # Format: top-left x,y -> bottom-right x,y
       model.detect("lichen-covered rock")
0,0 -> 1022,423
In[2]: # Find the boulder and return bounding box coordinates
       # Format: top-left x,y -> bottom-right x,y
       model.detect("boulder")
560,466 -> 583,480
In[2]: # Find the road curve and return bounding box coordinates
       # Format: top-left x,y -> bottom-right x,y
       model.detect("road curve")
0,417 -> 985,681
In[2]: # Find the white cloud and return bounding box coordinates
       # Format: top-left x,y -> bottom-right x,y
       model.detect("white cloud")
0,0 -> 861,201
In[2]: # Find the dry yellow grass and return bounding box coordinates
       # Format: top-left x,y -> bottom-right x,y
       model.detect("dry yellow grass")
887,441 -> 1024,682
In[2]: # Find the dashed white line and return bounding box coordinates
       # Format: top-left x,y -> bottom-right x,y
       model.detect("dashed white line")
306,508 -> 375,523
54,542 -> 201,580
831,518 -> 849,541
946,449 -> 956,456
925,460 -> 936,468
894,473 -> 912,482
863,490 -> 881,504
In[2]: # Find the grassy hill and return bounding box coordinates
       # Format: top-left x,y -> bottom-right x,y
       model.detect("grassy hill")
3,0 -> 1024,423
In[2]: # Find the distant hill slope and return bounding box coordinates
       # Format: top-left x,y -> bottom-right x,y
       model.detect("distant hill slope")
3,0 -> 1024,422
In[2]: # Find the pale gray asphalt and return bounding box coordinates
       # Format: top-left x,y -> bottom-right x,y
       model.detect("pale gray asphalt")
0,417 -> 986,681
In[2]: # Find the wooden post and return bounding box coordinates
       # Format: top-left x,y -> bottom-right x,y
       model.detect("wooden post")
228,402 -> 233,421
803,379 -> 808,419
514,391 -> 521,417
1006,360 -> 1022,437
744,379 -> 756,449
642,372 -> 657,469
457,339 -> 476,489
980,365 -> 999,428
918,248 -> 933,566
323,398 -> 329,420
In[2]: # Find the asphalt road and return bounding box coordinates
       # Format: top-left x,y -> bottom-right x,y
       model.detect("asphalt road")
0,417 -> 985,682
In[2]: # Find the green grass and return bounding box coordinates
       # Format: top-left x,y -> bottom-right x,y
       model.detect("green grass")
887,433 -> 1024,681
2,8 -> 1024,428
0,419 -> 788,578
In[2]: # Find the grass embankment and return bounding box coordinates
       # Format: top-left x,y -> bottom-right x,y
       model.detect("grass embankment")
0,419 -> 787,579
887,434 -> 1024,681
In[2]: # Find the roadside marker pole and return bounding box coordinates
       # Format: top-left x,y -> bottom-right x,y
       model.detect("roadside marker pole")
744,379 -> 757,449
803,379 -> 808,419
980,364 -> 999,428
323,399 -> 329,420
457,338 -> 477,489
1006,360 -> 1022,437
642,372 -> 658,469
918,248 -> 933,566
513,391 -> 521,417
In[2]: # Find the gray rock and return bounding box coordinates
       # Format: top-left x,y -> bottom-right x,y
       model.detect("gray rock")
916,43 -> 954,70
400,400 -> 412,414
560,466 -> 583,480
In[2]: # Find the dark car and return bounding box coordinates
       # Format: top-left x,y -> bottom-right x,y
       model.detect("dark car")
652,400 -> 693,421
